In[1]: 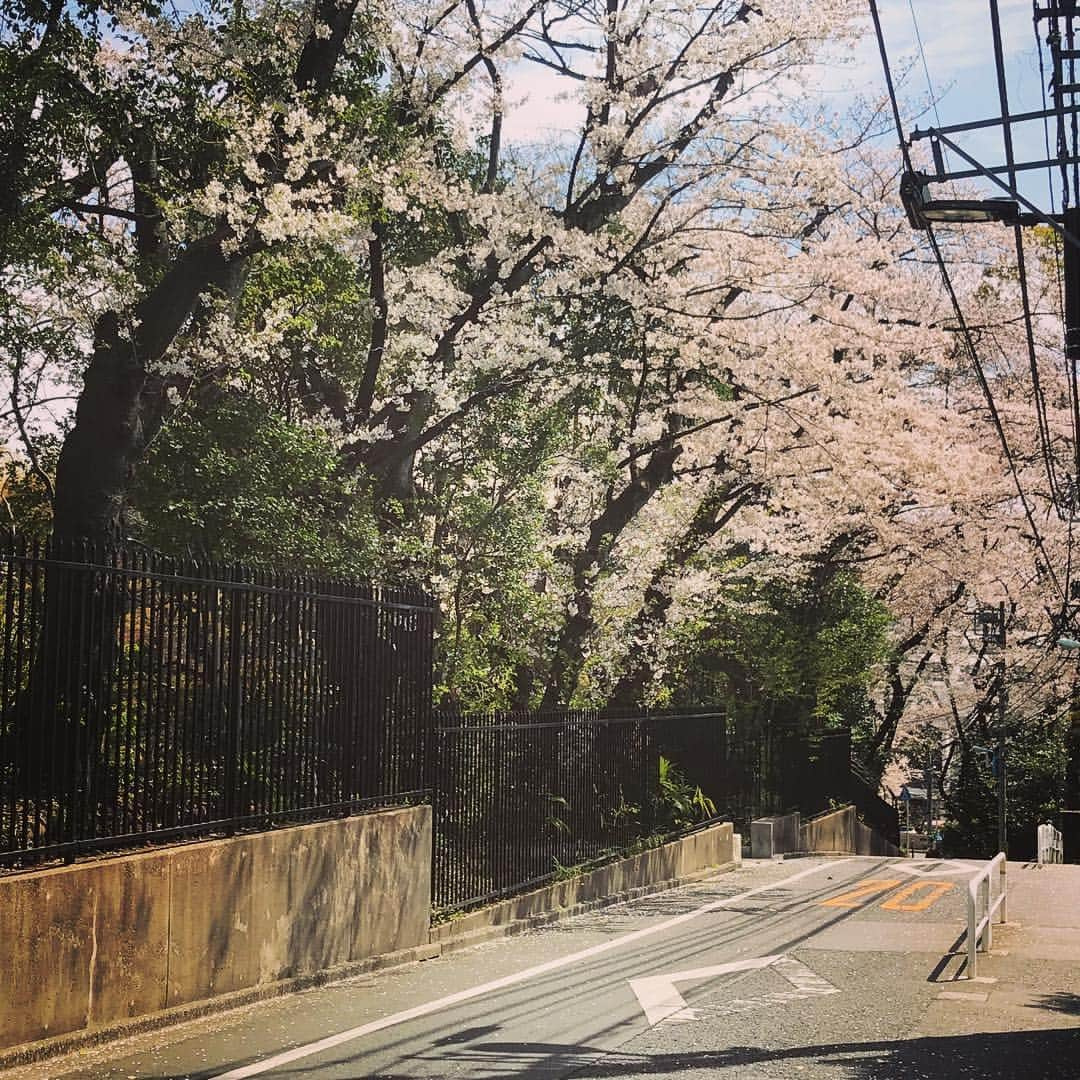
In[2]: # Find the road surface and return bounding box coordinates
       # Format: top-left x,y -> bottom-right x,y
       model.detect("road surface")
16,855 -> 1080,1079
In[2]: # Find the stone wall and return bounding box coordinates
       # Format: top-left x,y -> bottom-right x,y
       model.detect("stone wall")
0,806 -> 431,1052
430,821 -> 736,945
750,814 -> 801,858
800,805 -> 899,857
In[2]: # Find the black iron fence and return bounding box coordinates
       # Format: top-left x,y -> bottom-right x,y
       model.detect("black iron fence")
0,538 -> 433,866
0,537 -> 897,892
429,709 -> 727,910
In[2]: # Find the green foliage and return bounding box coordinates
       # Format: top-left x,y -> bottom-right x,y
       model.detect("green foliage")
664,570 -> 893,736
0,444 -> 57,542
942,710 -> 1068,859
133,395 -> 380,571
657,755 -> 717,831
238,247 -> 374,412
551,856 -> 587,880
426,392 -> 567,709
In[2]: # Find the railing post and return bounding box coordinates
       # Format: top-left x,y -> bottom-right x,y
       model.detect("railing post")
999,852 -> 1008,924
225,578 -> 244,836
641,715 -> 656,836
968,877 -> 978,978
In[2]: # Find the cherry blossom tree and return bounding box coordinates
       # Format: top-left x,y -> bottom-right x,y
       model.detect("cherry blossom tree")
7,0 -> 1079,759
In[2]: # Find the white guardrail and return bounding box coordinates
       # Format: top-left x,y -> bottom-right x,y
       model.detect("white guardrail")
966,852 -> 1007,978
1038,822 -> 1064,865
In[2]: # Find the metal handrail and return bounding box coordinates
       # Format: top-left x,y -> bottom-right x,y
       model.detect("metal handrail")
966,852 -> 1007,978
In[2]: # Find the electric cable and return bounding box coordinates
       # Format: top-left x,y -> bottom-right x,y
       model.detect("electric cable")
987,0 -> 1063,513
906,0 -> 948,168
869,0 -> 1069,611
1043,6 -> 1080,491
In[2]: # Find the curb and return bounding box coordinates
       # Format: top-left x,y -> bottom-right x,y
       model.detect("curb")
0,940 -> 441,1073
435,860 -> 738,955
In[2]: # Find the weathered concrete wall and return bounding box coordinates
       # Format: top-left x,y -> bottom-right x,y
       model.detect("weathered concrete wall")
750,814 -> 801,858
0,806 -> 431,1052
801,805 -> 899,857
430,821 -> 735,945
854,815 -> 901,857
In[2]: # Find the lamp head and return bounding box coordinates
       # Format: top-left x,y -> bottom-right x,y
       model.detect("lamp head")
900,172 -> 1019,229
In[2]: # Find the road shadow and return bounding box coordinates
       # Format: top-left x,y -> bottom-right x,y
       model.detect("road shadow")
161,1027 -> 1080,1079
1029,991 -> 1080,1016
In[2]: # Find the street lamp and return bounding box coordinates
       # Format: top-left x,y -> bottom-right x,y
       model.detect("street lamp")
900,172 -> 1019,230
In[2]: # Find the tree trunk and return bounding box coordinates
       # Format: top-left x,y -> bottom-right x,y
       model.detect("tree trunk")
11,239 -> 243,808
540,439 -> 684,709
611,480 -> 757,706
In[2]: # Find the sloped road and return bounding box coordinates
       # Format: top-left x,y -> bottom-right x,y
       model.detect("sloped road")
17,856 -> 1080,1079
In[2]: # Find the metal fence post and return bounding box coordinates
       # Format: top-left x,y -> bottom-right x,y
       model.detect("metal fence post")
642,715 -> 656,836
225,579 -> 244,835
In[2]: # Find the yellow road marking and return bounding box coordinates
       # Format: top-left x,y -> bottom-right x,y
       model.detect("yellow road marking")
820,879 -> 902,909
880,880 -> 955,912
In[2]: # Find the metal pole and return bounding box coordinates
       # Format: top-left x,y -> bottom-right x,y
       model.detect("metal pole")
926,749 -> 934,850
1066,206 -> 1080,485
1065,675 -> 1080,863
997,659 -> 1008,920
225,579 -> 245,836
998,664 -> 1007,857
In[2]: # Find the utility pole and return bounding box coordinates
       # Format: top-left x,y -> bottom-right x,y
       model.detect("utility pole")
1066,685 -> 1080,863
1055,637 -> 1080,862
1067,205 -> 1080,488
976,603 -> 1008,860
876,2 -> 1080,864
997,665 -> 1008,858
925,748 -> 933,838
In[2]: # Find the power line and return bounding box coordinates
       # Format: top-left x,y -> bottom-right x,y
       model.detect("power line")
924,222 -> 1066,606
868,0 -> 1069,612
906,0 -> 948,169
985,0 -> 1063,512
1042,6 -> 1080,512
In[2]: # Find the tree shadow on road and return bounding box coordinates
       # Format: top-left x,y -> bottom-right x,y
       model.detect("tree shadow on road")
1028,991 -> 1080,1016
160,1027 -> 1080,1079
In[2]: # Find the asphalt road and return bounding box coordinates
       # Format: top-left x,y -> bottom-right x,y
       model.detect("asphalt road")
19,856 -> 1080,1079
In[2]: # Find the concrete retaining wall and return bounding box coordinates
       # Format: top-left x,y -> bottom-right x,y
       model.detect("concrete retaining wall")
750,814 -> 801,858
0,806 -> 432,1052
801,805 -> 899,857
430,821 -> 735,946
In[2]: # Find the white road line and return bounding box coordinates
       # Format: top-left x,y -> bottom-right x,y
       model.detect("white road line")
770,955 -> 839,996
630,956 -> 780,1025
213,859 -> 843,1079
630,954 -> 839,1025
892,860 -> 981,879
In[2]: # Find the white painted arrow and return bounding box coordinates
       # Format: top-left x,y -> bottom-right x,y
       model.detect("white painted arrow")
893,859 -> 980,878
629,954 -> 840,1026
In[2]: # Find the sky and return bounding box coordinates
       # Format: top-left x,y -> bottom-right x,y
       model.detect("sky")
857,0 -> 1066,210
496,1 -> 1066,213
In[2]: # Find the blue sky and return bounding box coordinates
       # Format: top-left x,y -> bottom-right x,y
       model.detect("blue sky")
853,0 -> 1067,210
500,1 -> 1066,211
